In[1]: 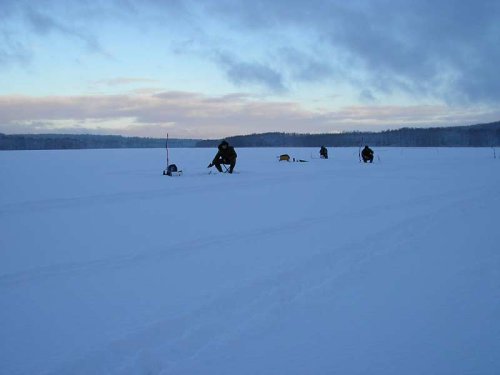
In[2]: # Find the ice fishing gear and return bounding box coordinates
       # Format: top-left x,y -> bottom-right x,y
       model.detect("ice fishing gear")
207,162 -> 231,173
208,163 -> 237,174
165,164 -> 180,175
358,137 -> 363,163
163,133 -> 183,176
277,154 -> 308,162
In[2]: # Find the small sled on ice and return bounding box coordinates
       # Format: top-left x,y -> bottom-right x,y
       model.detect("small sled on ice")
163,163 -> 182,176
278,154 -> 308,163
162,134 -> 183,177
279,154 -> 291,162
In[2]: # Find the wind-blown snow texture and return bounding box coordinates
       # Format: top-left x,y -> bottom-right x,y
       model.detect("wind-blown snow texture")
1,147 -> 499,375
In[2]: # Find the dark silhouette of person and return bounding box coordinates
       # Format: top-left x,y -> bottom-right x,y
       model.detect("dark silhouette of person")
320,146 -> 328,159
208,140 -> 237,173
361,145 -> 374,163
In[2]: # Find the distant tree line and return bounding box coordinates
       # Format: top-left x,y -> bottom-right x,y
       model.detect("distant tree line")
197,121 -> 500,147
0,133 -> 197,150
2,121 -> 499,150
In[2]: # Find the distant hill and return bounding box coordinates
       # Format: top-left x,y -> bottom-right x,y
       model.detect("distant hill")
197,121 -> 500,148
0,133 -> 198,150
2,121 -> 499,150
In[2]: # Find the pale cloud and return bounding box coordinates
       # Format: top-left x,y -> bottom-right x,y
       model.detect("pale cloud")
198,0 -> 500,103
25,8 -> 105,54
94,77 -> 159,86
2,0 -> 500,105
0,31 -> 31,67
214,52 -> 286,93
359,90 -> 377,103
1,92 -> 499,138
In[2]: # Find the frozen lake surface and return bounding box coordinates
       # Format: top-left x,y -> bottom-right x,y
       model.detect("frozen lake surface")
1,147 -> 499,374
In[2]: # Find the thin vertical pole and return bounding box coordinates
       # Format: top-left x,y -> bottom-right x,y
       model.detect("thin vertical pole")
358,137 -> 363,162
166,133 -> 170,167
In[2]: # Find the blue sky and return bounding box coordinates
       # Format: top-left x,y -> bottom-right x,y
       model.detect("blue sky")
1,0 -> 499,138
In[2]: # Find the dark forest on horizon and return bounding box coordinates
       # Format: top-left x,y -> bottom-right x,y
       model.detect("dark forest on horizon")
1,121 -> 499,150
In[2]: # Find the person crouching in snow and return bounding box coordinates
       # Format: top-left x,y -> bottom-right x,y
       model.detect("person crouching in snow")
361,145 -> 374,163
208,140 -> 237,173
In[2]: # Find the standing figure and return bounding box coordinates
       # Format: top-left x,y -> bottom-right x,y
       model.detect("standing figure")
208,140 -> 237,173
361,145 -> 374,163
320,146 -> 328,159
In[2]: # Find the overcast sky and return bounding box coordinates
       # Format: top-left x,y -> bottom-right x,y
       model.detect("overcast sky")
1,0 -> 499,138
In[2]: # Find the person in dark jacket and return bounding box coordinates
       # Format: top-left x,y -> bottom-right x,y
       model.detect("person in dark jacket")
208,140 -> 237,173
320,146 -> 328,159
361,145 -> 374,163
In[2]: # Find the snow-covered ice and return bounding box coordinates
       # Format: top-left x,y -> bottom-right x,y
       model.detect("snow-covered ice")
1,147 -> 499,374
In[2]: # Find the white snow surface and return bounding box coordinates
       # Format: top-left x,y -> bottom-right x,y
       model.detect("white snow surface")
1,147 -> 499,374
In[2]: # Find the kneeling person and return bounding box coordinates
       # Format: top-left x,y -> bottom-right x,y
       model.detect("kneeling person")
361,145 -> 374,163
208,140 -> 237,173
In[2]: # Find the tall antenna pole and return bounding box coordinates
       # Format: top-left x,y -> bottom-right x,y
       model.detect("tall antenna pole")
166,133 -> 170,167
358,137 -> 363,162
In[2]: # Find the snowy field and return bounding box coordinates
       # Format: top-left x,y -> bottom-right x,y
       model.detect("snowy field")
1,147 -> 499,375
